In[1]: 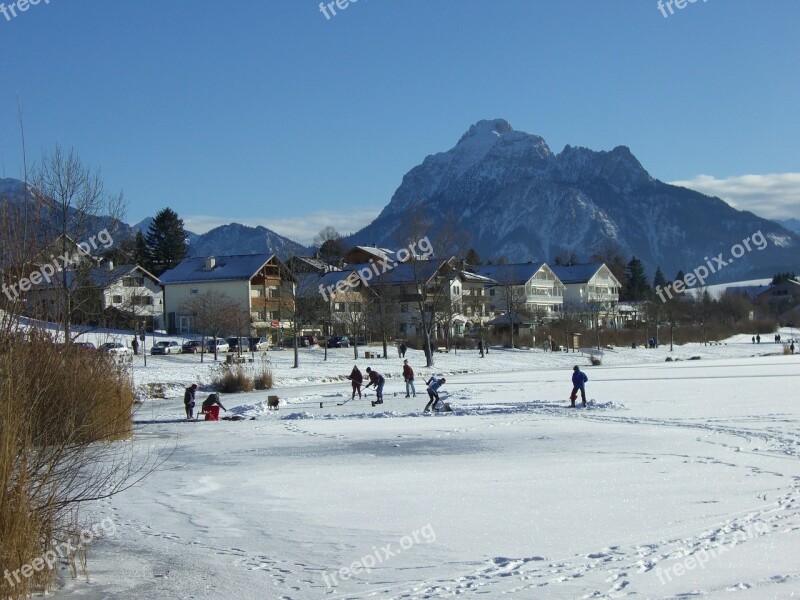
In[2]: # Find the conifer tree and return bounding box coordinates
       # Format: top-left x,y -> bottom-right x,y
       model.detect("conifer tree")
146,208 -> 187,275
624,256 -> 650,301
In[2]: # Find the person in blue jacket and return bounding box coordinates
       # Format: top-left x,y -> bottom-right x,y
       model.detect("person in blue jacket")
424,376 -> 446,412
570,365 -> 588,407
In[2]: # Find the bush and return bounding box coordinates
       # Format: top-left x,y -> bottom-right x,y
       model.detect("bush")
1,329 -> 136,599
254,364 -> 273,390
213,364 -> 255,393
783,344 -> 792,355
589,354 -> 602,366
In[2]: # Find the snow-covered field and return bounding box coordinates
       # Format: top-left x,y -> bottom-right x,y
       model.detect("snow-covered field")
48,332 -> 800,599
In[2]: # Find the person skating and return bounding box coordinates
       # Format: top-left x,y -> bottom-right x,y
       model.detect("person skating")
400,342 -> 407,358
570,366 -> 588,407
402,359 -> 416,397
201,392 -> 227,421
184,383 -> 198,419
424,376 -> 446,412
132,336 -> 139,356
364,367 -> 385,406
346,365 -> 363,400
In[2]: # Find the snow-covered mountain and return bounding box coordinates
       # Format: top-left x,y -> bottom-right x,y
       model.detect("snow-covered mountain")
2,178 -> 304,259
350,119 -> 799,282
187,223 -> 306,259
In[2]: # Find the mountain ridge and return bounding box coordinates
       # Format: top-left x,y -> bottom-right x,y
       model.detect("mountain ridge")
349,119 -> 798,283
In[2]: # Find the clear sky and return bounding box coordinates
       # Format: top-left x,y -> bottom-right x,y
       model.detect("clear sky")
1,0 -> 798,244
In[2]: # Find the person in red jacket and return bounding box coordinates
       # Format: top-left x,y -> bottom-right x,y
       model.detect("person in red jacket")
402,359 -> 416,398
347,365 -> 363,400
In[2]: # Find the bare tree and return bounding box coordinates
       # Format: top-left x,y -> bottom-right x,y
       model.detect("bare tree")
30,145 -> 126,340
487,265 -> 529,349
393,213 -> 467,367
180,291 -> 241,362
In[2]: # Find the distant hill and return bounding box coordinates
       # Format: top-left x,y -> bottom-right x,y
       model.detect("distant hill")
1,178 -> 306,260
777,218 -> 800,237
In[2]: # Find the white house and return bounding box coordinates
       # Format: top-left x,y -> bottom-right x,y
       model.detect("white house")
160,254 -> 294,337
551,263 -> 621,328
92,263 -> 163,329
476,262 -> 565,317
24,261 -> 163,329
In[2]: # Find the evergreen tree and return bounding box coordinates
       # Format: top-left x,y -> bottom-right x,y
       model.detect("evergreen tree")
465,248 -> 482,266
146,208 -> 188,276
134,230 -> 152,271
624,256 -> 650,301
675,270 -> 686,284
771,271 -> 797,285
653,266 -> 667,289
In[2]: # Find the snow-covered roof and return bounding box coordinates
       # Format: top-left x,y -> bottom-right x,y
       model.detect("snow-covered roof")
160,254 -> 277,284
475,262 -> 547,285
551,263 -> 606,284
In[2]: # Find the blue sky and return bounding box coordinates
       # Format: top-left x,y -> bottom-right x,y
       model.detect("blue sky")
1,0 -> 798,244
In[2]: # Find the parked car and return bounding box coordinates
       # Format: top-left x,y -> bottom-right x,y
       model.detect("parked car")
283,336 -> 309,348
100,342 -> 131,355
206,339 -> 229,353
249,337 -> 269,351
181,340 -> 206,354
73,341 -> 97,352
226,337 -> 250,352
326,336 -> 350,348
151,340 -> 182,355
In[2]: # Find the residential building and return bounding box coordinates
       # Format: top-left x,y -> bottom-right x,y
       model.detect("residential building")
476,262 -> 565,318
160,254 -> 294,338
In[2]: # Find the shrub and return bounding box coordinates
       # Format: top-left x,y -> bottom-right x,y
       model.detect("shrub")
589,354 -> 602,366
1,329 -> 136,599
254,364 -> 273,390
213,364 -> 255,393
783,344 -> 792,355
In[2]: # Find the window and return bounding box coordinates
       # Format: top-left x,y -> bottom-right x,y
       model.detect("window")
190,288 -> 198,295
122,276 -> 144,287
132,295 -> 154,306
112,295 -> 122,304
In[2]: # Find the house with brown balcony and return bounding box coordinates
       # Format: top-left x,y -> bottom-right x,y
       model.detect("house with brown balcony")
160,254 -> 294,339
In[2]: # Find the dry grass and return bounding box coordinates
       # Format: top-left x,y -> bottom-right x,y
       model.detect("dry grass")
213,364 -> 255,393
0,329 -> 135,598
253,364 -> 273,390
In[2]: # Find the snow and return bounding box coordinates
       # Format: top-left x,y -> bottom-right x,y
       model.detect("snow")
45,330 -> 800,599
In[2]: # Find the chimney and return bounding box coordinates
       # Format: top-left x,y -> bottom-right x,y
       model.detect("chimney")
205,256 -> 216,270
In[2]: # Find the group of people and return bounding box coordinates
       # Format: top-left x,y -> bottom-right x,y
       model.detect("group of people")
346,362 -> 447,411
183,384 -> 228,420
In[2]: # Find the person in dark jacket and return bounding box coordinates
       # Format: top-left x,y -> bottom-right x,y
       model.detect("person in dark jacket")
347,365 -> 363,400
399,342 -> 407,358
570,366 -> 588,407
424,376 -> 446,412
201,393 -> 227,421
184,384 -> 198,419
402,359 -> 416,398
364,367 -> 385,405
